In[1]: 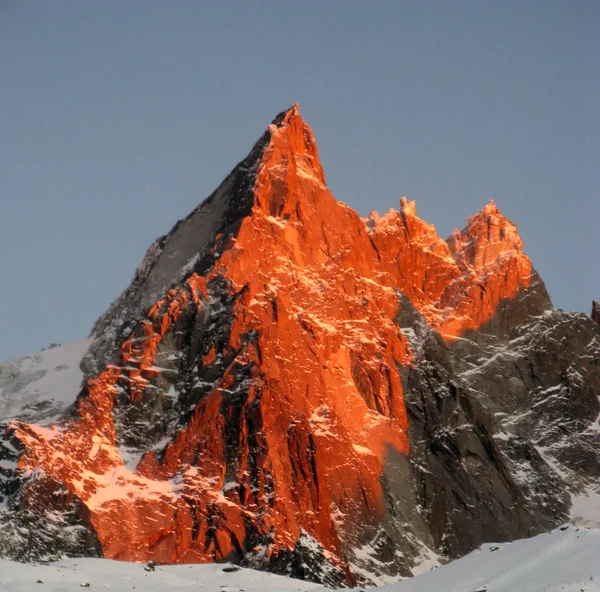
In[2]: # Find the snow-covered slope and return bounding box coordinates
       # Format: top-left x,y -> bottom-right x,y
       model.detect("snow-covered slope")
383,526 -> 600,592
0,559 -> 325,592
571,489 -> 600,529
0,339 -> 91,423
1,527 -> 598,592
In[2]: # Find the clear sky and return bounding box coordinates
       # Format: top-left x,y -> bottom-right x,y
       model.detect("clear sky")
1,1 -> 598,362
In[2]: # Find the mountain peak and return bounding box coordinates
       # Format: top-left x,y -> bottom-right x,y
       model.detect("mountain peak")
5,107 -> 589,589
400,196 -> 417,216
90,104 -> 324,361
481,198 -> 500,216
270,102 -> 300,126
464,199 -> 506,230
451,199 -> 525,269
254,103 -> 326,216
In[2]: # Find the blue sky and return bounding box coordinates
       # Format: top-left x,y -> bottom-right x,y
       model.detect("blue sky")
1,1 -> 598,362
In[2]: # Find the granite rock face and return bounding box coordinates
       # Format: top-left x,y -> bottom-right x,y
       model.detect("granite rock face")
1,106 -> 598,586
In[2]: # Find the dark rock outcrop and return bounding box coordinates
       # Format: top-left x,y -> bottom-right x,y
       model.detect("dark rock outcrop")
592,300 -> 600,325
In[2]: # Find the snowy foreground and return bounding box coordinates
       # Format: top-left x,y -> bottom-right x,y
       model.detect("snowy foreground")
0,559 -> 324,592
380,525 -> 600,592
1,526 -> 599,592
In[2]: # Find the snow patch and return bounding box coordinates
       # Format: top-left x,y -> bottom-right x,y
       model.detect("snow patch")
0,339 -> 92,423
571,488 -> 600,528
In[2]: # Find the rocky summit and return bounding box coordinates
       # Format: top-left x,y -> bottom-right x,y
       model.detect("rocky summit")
1,105 -> 598,587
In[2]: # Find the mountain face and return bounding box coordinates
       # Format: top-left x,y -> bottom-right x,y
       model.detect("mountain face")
1,105 -> 599,586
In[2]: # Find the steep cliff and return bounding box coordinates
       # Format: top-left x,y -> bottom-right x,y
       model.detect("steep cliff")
1,106 -> 598,586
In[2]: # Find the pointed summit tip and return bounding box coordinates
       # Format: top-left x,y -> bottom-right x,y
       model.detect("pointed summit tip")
271,102 -> 301,127
482,199 -> 500,216
400,196 -> 416,217
462,199 -> 510,233
464,199 -> 502,228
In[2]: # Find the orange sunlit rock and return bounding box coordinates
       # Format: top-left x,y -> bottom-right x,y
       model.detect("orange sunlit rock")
10,105 -> 535,581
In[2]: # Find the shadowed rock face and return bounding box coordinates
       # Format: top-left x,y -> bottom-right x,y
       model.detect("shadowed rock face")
1,105 -> 598,586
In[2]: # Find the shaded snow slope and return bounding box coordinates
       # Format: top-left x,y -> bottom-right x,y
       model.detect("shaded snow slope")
383,526 -> 600,592
571,488 -> 600,528
0,339 -> 91,423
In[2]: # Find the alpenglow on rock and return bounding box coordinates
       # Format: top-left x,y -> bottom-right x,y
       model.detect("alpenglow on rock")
1,105 -> 598,586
